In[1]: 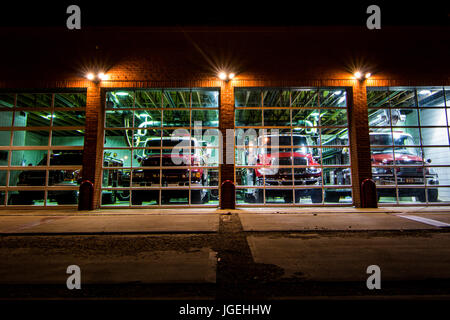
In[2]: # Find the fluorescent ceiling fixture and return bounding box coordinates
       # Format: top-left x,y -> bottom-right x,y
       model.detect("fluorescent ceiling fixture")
419,90 -> 431,95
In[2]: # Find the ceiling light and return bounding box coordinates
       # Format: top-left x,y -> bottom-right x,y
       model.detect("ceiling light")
228,73 -> 235,80
419,90 -> 431,95
365,73 -> 372,79
354,71 -> 362,79
98,73 -> 108,80
86,73 -> 94,80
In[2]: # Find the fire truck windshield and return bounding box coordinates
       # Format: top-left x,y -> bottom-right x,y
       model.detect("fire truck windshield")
370,133 -> 420,156
261,136 -> 308,147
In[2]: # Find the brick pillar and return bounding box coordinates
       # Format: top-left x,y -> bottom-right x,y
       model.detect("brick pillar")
80,84 -> 104,209
348,81 -> 372,207
219,82 -> 235,208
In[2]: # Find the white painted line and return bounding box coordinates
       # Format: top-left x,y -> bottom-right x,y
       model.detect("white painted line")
396,215 -> 450,228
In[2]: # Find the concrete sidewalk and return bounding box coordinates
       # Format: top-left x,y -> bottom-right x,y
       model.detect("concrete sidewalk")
0,207 -> 449,234
0,214 -> 219,234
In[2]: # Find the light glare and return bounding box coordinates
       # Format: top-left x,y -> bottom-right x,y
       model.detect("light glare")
218,72 -> 227,80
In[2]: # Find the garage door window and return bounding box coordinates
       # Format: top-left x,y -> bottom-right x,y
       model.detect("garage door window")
235,88 -> 352,205
102,89 -> 220,207
0,91 -> 86,206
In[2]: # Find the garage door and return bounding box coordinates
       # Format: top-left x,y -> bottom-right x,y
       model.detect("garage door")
368,86 -> 450,204
0,91 -> 86,206
234,88 -> 352,205
101,88 -> 220,207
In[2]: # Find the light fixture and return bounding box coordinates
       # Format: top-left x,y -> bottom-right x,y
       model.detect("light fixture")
116,91 -> 129,96
354,71 -> 362,79
365,73 -> 372,79
218,71 -> 236,81
218,72 -> 227,80
86,72 -> 108,82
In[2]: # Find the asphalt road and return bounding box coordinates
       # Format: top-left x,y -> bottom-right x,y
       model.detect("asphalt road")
0,213 -> 449,300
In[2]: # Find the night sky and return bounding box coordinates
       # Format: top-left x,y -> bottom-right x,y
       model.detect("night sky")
0,1 -> 448,27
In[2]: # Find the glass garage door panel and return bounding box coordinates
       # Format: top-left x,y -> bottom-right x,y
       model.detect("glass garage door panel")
235,88 -> 352,206
367,87 -> 450,204
0,91 -> 86,207
102,89 -> 220,207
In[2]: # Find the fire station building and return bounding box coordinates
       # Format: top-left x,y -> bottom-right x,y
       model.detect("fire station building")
0,26 -> 449,209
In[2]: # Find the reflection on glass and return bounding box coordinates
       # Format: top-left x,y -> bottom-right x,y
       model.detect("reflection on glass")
235,89 -> 261,107
367,88 -> 389,108
235,110 -> 262,126
16,93 -> 52,108
389,89 -> 417,108
191,90 -> 219,108
135,90 -> 163,108
54,93 -> 86,108
264,109 -> 290,126
319,89 -> 346,107
262,90 -> 290,107
0,93 -> 15,108
191,110 -> 219,127
417,88 -> 445,107
291,90 -> 318,107
163,90 -> 190,108
53,111 -> 85,126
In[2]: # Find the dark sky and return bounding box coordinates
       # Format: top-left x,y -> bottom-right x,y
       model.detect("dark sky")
0,1 -> 449,27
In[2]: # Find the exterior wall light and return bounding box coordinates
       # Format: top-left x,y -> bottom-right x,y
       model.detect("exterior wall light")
86,72 -> 108,82
218,71 -> 235,81
218,72 -> 227,80
353,71 -> 372,80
